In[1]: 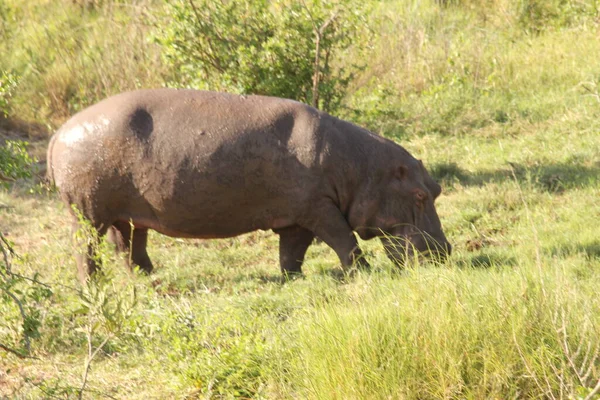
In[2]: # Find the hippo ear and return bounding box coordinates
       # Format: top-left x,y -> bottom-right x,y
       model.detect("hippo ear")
394,165 -> 408,180
430,181 -> 442,198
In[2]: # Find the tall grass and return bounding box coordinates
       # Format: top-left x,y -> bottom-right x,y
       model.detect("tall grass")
0,0 -> 165,131
345,0 -> 600,137
278,257 -> 600,398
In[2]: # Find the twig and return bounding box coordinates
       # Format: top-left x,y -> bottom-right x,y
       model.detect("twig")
5,269 -> 79,295
558,308 -> 584,385
29,375 -> 119,400
579,82 -> 600,103
7,272 -> 52,289
582,341 -> 600,383
512,327 -> 549,397
579,341 -> 593,377
0,232 -> 15,273
0,171 -> 16,182
311,11 -> 339,109
585,380 -> 600,400
187,0 -> 225,73
0,231 -> 32,354
0,287 -> 31,353
79,326 -> 111,400
0,342 -> 37,359
547,354 -> 566,399
0,232 -> 58,360
299,0 -> 340,109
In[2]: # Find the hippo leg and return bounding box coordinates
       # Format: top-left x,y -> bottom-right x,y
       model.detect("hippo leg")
72,220 -> 109,283
303,200 -> 370,271
107,226 -> 125,253
110,221 -> 154,274
275,225 -> 315,277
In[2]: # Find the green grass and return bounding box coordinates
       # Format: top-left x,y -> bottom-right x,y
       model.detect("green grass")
2,0 -> 600,398
0,0 -> 165,131
2,125 -> 599,398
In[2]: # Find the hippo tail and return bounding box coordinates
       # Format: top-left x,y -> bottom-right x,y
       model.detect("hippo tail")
46,132 -> 58,187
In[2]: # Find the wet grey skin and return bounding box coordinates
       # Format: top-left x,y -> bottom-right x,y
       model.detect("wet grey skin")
47,88 -> 451,282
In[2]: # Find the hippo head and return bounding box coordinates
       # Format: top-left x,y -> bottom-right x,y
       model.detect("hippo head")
350,157 -> 451,266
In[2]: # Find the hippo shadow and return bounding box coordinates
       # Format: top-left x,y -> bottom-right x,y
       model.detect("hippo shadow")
548,241 -> 600,259
0,116 -> 48,139
231,271 -> 295,285
455,252 -> 517,269
430,160 -> 600,192
317,267 -> 352,282
228,267 -> 350,285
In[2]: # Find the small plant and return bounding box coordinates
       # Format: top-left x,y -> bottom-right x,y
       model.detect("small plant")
517,0 -> 597,34
0,70 -> 18,118
0,233 -> 53,359
76,267 -> 138,398
164,305 -> 270,397
72,210 -> 139,398
0,140 -> 35,185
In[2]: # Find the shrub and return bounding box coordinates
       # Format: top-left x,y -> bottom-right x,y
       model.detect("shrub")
0,140 -> 34,185
0,70 -> 18,118
0,233 -> 53,359
156,0 -> 372,113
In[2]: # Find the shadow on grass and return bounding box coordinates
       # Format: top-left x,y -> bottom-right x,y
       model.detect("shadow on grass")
233,268 -> 352,285
150,270 -> 286,296
317,267 -> 351,282
548,241 -> 600,259
234,271 -> 289,284
430,161 -> 600,192
455,252 -> 517,269
0,115 -> 49,139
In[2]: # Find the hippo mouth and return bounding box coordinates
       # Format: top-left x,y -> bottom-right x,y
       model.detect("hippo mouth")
381,227 -> 451,266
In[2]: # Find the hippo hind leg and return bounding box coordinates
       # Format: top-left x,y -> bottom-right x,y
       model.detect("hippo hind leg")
109,220 -> 154,274
275,225 -> 315,279
72,219 -> 110,283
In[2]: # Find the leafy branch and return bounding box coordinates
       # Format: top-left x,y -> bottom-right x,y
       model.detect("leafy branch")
0,232 -> 46,359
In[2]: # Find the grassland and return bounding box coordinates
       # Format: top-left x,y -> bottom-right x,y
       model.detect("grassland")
2,0 -> 600,398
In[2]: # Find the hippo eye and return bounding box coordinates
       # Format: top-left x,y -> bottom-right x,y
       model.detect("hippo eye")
413,189 -> 427,210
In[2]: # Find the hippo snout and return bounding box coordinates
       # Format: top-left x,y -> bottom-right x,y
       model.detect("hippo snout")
381,235 -> 452,266
416,237 -> 451,262
431,239 -> 452,261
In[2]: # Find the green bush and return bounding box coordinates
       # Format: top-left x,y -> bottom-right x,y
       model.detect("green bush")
0,70 -> 18,118
0,140 -> 34,185
156,0 -> 371,113
164,303 -> 271,397
517,0 -> 600,34
0,233 -> 53,359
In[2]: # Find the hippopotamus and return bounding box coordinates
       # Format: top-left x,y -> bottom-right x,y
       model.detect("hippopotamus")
47,89 -> 451,282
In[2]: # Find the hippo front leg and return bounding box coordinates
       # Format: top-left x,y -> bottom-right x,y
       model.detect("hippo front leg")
302,199 -> 370,272
275,225 -> 315,278
109,221 -> 154,274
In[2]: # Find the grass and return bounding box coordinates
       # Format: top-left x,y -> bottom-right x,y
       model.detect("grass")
2,125 -> 599,398
0,0 -> 165,131
2,0 -> 600,398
